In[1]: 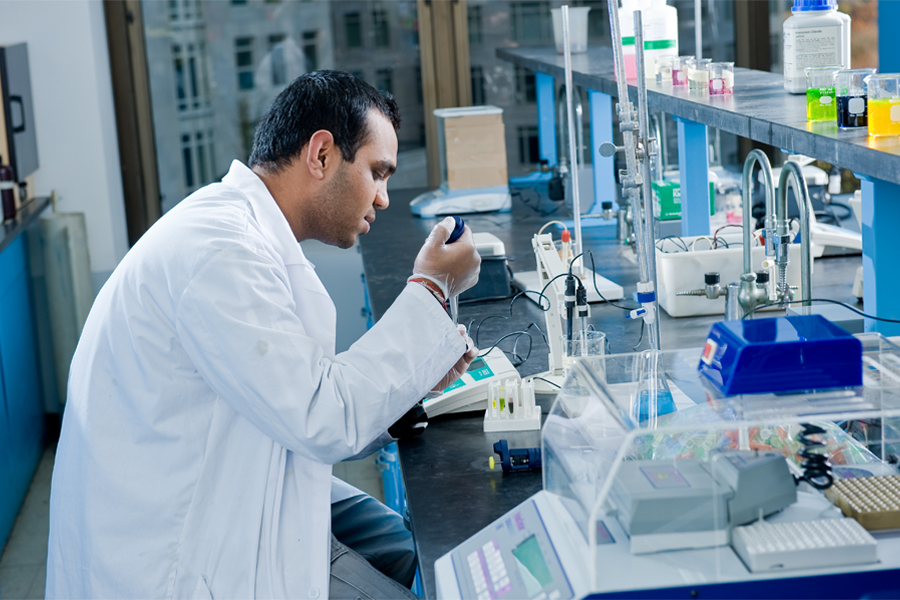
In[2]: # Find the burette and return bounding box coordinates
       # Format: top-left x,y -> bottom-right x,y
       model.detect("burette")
600,0 -> 662,350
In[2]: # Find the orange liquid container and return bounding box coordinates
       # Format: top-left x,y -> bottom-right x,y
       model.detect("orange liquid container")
867,98 -> 900,137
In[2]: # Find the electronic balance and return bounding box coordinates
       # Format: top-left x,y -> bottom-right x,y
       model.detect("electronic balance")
435,338 -> 900,599
423,347 -> 520,417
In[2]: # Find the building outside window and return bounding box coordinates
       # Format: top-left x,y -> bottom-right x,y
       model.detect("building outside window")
302,30 -> 318,72
373,8 -> 390,48
468,5 -> 483,45
514,65 -> 536,105
517,125 -> 539,165
345,11 -> 362,48
511,1 -> 551,44
235,37 -> 254,90
375,67 -> 393,95
268,34 -> 287,86
471,65 -> 486,105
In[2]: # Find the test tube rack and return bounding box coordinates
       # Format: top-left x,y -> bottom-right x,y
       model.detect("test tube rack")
484,378 -> 541,432
825,475 -> 900,530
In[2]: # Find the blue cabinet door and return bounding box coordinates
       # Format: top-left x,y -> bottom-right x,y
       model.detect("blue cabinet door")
0,235 -> 44,548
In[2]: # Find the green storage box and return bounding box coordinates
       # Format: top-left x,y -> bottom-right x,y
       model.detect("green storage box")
652,180 -> 715,221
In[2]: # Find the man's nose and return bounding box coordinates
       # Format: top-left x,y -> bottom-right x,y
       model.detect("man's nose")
374,186 -> 389,210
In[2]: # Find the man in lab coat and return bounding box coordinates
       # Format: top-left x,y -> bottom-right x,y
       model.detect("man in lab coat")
47,70 -> 481,599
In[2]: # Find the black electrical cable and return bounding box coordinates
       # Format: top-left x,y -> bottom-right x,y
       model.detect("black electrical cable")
586,250 -> 640,311
477,330 -> 535,366
743,298 -> 900,324
796,423 -> 834,490
531,376 -> 562,389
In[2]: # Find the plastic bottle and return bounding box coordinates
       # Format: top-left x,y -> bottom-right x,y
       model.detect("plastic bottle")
783,0 -> 851,94
620,0 -> 678,81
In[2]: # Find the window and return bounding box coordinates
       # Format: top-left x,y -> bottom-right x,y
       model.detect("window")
471,65 -> 486,105
373,8 -> 390,47
468,5 -> 483,45
514,65 -> 536,105
345,12 -> 362,48
235,37 -> 254,90
172,43 -> 210,112
169,0 -> 201,23
181,129 -> 216,190
268,34 -> 287,86
302,31 -> 318,72
517,125 -> 539,165
375,67 -> 393,95
511,2 -> 551,44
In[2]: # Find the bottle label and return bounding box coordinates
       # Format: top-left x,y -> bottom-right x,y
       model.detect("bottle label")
621,37 -> 676,50
784,25 -> 841,81
0,182 -> 14,191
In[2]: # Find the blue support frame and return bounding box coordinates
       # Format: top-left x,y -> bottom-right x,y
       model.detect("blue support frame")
675,117 -> 710,237
589,90 -> 617,213
860,177 -> 900,336
536,72 -> 557,166
880,0 -> 900,72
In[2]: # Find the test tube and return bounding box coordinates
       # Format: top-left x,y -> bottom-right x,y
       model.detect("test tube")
834,68 -> 876,129
671,55 -> 694,87
707,62 -> 734,95
687,58 -> 711,91
865,74 -> 900,137
805,66 -> 841,123
655,54 -> 674,85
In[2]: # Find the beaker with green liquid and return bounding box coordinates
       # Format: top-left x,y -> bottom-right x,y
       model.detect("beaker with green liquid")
805,66 -> 841,123
865,74 -> 900,137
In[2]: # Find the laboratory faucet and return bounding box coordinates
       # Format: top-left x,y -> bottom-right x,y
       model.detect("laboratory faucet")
737,149 -> 776,316
774,161 -> 813,308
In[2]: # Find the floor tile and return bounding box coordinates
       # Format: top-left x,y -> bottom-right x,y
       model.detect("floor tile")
0,564 -> 40,599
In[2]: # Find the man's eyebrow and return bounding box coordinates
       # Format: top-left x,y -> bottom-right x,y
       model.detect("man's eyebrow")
374,159 -> 396,176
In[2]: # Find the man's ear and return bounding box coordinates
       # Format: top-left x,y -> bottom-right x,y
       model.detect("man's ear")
305,130 -> 336,180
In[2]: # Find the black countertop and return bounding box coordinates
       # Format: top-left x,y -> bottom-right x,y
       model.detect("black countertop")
359,188 -> 860,599
496,46 -> 900,186
0,196 -> 51,256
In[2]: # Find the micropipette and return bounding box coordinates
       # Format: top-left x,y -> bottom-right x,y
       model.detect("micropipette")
447,216 -> 465,325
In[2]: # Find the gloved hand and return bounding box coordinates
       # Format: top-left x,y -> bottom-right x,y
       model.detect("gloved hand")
428,325 -> 479,397
388,401 -> 429,439
411,217 -> 481,299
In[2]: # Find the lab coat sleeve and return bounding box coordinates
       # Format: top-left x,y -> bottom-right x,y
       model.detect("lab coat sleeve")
175,245 -> 464,464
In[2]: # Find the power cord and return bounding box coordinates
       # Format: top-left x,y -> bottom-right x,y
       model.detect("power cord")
743,298 -> 900,324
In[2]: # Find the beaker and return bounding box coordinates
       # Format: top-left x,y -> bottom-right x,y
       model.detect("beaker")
865,74 -> 900,137
631,349 -> 676,423
671,56 -> 694,87
551,7 -> 591,54
805,66 -> 841,123
687,58 -> 711,91
655,54 -> 675,85
561,330 -> 606,379
707,62 -> 734,95
834,68 -> 876,129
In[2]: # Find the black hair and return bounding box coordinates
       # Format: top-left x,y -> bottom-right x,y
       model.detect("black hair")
249,70 -> 400,172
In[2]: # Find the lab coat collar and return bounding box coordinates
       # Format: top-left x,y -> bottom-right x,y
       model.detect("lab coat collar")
222,160 -> 308,267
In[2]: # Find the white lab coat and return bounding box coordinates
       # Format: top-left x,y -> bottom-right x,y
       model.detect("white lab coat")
46,160 -> 463,599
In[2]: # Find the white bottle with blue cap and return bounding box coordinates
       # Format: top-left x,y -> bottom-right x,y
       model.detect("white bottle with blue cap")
783,0 -> 851,94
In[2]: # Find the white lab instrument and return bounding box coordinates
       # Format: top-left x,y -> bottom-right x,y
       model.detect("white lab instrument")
515,232 -> 621,393
484,378 -> 541,432
423,347 -> 520,417
435,339 -> 900,599
410,106 -> 512,218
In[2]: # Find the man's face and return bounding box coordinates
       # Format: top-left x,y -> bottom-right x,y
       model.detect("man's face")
310,111 -> 398,249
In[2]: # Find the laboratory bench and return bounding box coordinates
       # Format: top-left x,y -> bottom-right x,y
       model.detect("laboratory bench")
495,45 -> 900,336
358,188 -> 862,599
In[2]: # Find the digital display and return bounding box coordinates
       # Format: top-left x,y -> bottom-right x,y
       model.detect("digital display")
467,358 -> 487,372
512,535 -> 553,597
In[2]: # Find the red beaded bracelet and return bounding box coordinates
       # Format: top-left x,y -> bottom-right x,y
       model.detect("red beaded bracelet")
408,277 -> 447,310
